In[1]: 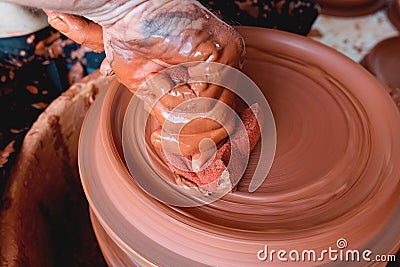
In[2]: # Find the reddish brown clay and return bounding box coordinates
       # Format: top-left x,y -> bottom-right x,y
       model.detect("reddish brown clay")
79,27 -> 400,266
362,36 -> 400,90
314,0 -> 387,17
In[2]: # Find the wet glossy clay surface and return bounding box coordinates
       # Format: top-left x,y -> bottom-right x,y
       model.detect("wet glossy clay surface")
362,36 -> 400,90
79,27 -> 400,266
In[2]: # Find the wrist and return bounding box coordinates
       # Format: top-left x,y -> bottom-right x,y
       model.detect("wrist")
82,0 -> 145,26
83,0 -> 200,26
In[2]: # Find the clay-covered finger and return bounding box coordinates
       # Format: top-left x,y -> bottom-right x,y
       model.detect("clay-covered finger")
150,123 -> 227,156
45,10 -> 104,53
99,58 -> 114,76
159,84 -> 197,109
109,52 -> 165,93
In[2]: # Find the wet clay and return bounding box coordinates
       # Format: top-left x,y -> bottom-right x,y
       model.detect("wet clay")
388,0 -> 400,31
314,0 -> 386,16
109,2 -> 244,157
160,104 -> 261,192
79,27 -> 400,266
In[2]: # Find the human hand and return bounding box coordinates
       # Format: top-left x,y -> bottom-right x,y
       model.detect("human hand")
46,0 -> 244,158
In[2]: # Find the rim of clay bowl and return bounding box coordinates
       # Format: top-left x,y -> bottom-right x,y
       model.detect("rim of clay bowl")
362,36 -> 400,89
315,0 -> 387,17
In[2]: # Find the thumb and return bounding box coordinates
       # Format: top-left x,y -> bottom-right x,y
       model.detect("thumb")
45,10 -> 105,53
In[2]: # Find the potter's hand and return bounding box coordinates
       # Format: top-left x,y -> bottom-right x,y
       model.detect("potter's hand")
46,0 -> 244,157
45,11 -> 104,53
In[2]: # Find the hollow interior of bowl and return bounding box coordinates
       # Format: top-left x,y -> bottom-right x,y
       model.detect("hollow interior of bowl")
79,27 -> 400,266
366,37 -> 400,89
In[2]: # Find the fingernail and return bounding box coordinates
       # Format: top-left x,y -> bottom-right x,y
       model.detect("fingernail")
50,17 -> 70,33
191,153 -> 203,172
191,139 -> 218,172
100,60 -> 114,76
151,129 -> 162,149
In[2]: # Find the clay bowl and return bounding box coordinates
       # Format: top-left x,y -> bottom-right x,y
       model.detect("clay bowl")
314,0 -> 387,16
0,72 -> 111,266
362,36 -> 400,90
78,27 -> 400,266
388,0 -> 400,31
361,36 -> 400,110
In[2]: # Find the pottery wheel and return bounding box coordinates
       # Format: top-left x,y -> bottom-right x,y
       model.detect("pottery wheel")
79,27 -> 400,266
